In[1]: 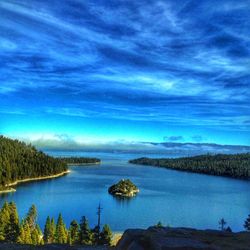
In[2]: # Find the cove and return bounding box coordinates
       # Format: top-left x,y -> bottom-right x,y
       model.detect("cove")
1,151 -> 250,232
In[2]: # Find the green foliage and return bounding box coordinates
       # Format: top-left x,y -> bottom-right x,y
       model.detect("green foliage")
108,179 -> 139,197
43,216 -> 56,244
55,213 -> 68,244
244,214 -> 250,231
0,135 -> 68,189
0,202 -> 113,247
17,221 -> 32,244
79,216 -> 93,245
43,216 -> 51,244
50,218 -> 56,242
91,226 -> 100,245
130,153 -> 250,178
67,233 -> 72,245
0,202 -> 10,241
69,220 -> 79,244
5,202 -> 19,242
31,225 -> 41,245
17,205 -> 43,245
99,224 -> 112,246
0,202 -> 20,242
25,204 -> 37,230
155,221 -> 163,227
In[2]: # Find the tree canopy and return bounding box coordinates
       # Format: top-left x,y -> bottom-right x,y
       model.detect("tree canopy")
0,136 -> 68,190
129,153 -> 250,178
0,202 -> 113,246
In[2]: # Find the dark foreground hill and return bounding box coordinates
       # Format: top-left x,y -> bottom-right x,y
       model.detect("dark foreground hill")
1,227 -> 250,250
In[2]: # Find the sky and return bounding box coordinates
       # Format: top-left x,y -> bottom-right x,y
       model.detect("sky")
0,0 -> 250,149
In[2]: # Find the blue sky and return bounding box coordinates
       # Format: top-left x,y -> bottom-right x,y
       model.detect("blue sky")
0,0 -> 249,147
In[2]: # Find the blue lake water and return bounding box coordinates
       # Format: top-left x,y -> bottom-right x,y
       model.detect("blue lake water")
1,151 -> 250,232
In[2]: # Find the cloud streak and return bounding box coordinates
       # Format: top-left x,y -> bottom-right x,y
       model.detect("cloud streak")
0,0 -> 249,145
13,133 -> 250,155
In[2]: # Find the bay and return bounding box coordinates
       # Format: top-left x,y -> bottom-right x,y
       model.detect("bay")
1,151 -> 250,232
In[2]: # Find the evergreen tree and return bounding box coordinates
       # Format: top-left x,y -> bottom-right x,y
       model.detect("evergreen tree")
55,213 -> 67,244
43,217 -> 56,244
0,202 -> 10,241
17,225 -> 25,244
218,218 -> 227,231
26,204 -> 37,230
5,202 -> 19,242
31,226 -> 40,245
50,218 -> 56,243
67,233 -> 72,245
92,226 -> 100,245
79,216 -> 93,245
244,214 -> 250,231
99,224 -> 112,246
43,216 -> 51,244
69,220 -> 79,245
36,224 -> 44,245
17,221 -> 32,244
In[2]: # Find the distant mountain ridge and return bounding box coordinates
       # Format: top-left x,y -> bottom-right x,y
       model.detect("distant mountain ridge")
150,141 -> 250,150
11,134 -> 250,155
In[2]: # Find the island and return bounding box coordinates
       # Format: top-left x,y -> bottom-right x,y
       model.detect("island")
58,157 -> 101,165
129,153 -> 250,179
108,179 -> 139,197
0,136 -> 68,193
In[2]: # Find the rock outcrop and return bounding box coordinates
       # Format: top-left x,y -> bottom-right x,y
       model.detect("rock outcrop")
116,226 -> 250,250
108,179 -> 139,197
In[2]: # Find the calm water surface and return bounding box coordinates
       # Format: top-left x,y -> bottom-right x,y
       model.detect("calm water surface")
1,151 -> 250,232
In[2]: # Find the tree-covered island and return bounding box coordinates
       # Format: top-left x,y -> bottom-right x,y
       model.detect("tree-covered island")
129,153 -> 250,179
108,179 -> 139,197
0,136 -> 68,192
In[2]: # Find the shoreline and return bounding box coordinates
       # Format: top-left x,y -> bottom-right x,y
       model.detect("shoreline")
0,170 -> 70,194
0,188 -> 16,194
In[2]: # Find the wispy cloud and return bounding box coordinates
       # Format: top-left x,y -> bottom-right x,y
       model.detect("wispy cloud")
9,133 -> 250,155
164,136 -> 184,142
0,0 -> 249,144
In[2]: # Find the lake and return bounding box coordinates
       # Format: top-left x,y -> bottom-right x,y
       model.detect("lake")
1,151 -> 250,232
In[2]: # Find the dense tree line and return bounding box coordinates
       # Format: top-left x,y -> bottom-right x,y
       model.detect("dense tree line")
129,153 -> 250,178
0,136 -> 68,189
0,202 -> 112,246
59,157 -> 101,165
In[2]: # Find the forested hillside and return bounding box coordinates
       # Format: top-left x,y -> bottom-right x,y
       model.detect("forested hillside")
129,153 -> 250,178
0,136 -> 67,189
